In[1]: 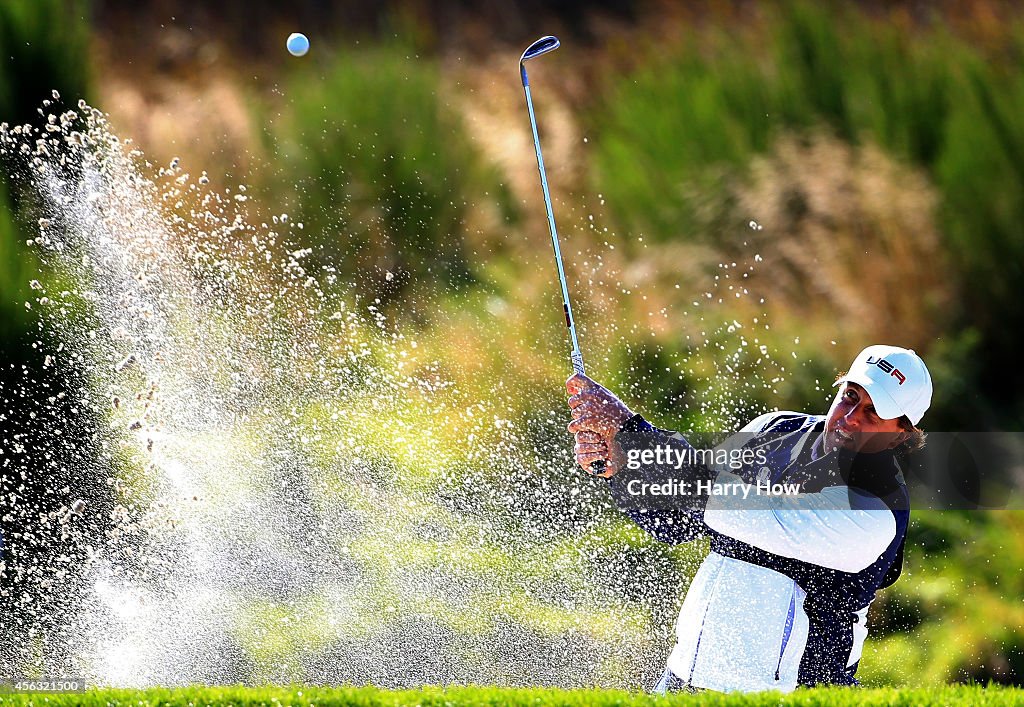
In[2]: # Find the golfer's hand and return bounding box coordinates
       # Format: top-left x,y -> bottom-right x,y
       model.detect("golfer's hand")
566,373 -> 634,438
567,373 -> 634,477
574,430 -> 614,478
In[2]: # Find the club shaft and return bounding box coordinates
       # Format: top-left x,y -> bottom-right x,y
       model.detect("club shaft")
522,80 -> 585,377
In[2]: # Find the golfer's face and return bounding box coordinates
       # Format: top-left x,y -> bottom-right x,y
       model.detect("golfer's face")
824,383 -> 907,454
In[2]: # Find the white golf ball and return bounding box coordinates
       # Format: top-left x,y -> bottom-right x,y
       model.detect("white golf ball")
287,33 -> 309,57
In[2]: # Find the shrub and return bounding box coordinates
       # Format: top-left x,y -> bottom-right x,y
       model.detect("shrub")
263,39 -> 509,304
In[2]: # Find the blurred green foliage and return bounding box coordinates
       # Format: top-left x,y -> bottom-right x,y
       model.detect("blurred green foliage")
587,1 -> 1024,425
0,0 -> 90,125
0,0 -> 96,671
1,0 -> 1023,691
262,40 -> 512,303
0,179 -> 33,339
0,0 -> 90,339
860,511 -> 1024,685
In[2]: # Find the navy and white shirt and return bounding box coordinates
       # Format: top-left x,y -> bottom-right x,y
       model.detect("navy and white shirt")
607,411 -> 909,692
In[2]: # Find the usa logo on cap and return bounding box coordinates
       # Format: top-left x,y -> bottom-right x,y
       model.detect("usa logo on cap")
834,345 -> 932,425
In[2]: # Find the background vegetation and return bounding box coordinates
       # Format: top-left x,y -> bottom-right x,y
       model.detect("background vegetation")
0,0 -> 1021,691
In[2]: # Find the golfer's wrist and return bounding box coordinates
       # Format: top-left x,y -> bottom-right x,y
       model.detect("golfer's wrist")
614,413 -> 655,449
605,443 -> 630,477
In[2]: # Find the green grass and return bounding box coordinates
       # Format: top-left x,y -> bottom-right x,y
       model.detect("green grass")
0,685 -> 1021,706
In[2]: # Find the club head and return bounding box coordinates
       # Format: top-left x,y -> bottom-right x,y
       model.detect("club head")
520,36 -> 560,65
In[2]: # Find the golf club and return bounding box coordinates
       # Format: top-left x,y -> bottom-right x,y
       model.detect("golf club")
520,35 -> 606,476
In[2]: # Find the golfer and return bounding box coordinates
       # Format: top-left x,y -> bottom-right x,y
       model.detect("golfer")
567,345 -> 931,693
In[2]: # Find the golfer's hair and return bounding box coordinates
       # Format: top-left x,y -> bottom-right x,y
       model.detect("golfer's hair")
834,372 -> 927,456
895,416 -> 926,456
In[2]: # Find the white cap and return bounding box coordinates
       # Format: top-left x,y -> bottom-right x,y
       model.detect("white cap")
834,345 -> 933,425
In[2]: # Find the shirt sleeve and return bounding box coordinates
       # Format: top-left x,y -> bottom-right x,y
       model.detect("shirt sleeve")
706,410 -> 793,478
604,414 -> 714,545
702,470 -> 897,573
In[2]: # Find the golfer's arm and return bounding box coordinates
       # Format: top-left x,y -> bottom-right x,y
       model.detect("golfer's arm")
604,414 -> 714,545
702,472 -> 896,573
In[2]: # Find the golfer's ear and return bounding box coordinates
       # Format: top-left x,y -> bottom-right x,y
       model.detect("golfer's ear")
566,373 -> 594,395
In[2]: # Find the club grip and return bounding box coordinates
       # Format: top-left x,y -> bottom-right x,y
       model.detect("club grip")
589,459 -> 607,475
